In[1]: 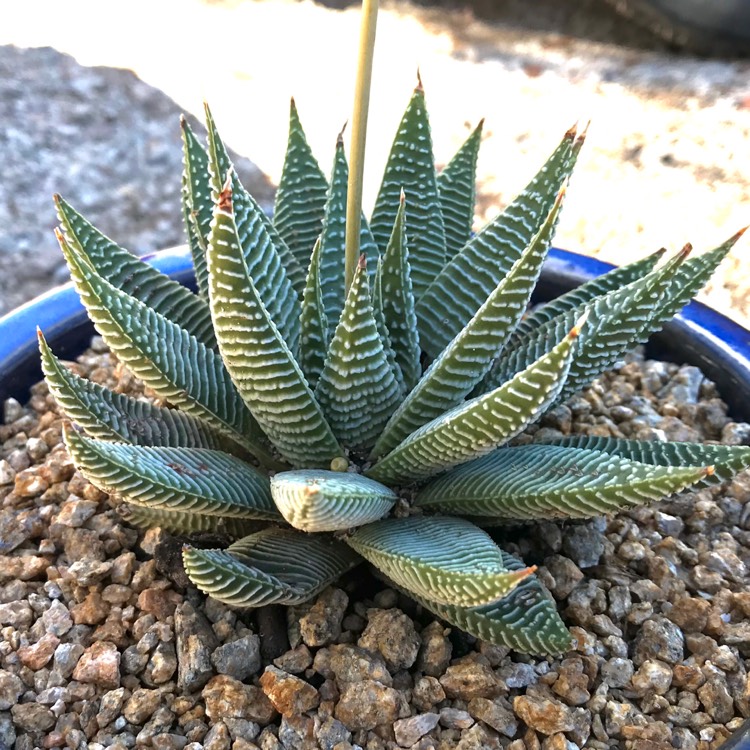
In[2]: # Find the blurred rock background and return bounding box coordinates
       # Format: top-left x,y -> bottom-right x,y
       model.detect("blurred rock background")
1,0 -> 749,326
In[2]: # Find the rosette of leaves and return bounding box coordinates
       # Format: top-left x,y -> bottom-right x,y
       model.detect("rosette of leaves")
40,84 -> 750,655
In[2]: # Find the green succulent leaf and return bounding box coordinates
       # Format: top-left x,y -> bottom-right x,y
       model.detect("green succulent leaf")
510,248 -> 665,345
415,444 -> 712,520
314,257 -> 403,451
485,246 -> 688,400
273,98 -> 330,270
438,119 -> 483,260
55,196 -> 217,349
270,470 -> 396,532
416,126 -> 583,360
375,194 -> 421,392
121,504 -> 267,539
39,330 -> 243,454
372,183 -> 566,459
366,319 -> 584,485
299,237 -> 330,390
180,116 -> 214,299
370,81 -> 446,297
207,183 -> 343,467
347,516 -> 535,607
182,527 -> 361,607
57,231 -> 276,466
536,436 -> 750,486
204,103 -> 305,329
371,257 -> 407,398
319,134 -> 380,334
402,549 -> 572,655
655,229 -> 747,328
559,247 -> 689,401
63,425 -> 281,520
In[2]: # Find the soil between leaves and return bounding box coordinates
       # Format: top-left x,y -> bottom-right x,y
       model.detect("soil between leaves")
0,338 -> 749,749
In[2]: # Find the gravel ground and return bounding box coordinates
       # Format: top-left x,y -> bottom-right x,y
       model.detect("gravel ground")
0,343 -> 749,749
0,0 -> 749,324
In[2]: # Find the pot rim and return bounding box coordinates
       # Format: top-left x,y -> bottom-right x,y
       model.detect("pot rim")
1,245 -> 749,422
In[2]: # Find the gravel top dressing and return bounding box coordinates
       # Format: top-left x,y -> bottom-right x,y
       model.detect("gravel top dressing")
0,339 -> 748,749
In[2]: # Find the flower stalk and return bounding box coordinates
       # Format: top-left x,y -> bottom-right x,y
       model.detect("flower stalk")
345,0 -> 379,294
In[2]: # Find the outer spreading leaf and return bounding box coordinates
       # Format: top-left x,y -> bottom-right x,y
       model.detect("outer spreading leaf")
55,195 -> 217,349
39,330 -> 240,454
653,229 -> 747,327
299,238 -> 329,390
559,248 -> 689,401
122,504 -> 266,539
273,98 -> 330,270
366,319 -> 584,485
204,104 -> 305,338
314,257 -> 402,451
182,527 -> 361,607
270,470 -> 396,532
510,248 -> 665,345
402,549 -> 572,655
57,230 -> 276,466
485,247 -> 688,399
319,135 -> 380,334
416,126 -> 583,359
180,116 -> 214,299
64,426 -> 280,520
207,183 -> 343,467
347,516 -> 535,607
370,82 -> 446,297
537,436 -> 750,486
372,184 -> 566,459
438,120 -> 483,259
415,444 -> 712,520
376,194 -> 420,392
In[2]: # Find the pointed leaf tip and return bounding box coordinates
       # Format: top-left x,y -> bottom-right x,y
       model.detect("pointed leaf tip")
576,119 -> 591,142
705,465 -> 715,477
571,310 -> 589,338
513,566 -> 538,584
678,242 -> 693,259
416,68 -> 423,91
358,253 -> 367,270
218,173 -> 233,212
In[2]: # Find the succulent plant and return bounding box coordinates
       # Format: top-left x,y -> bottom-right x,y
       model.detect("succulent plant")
39,82 -> 750,655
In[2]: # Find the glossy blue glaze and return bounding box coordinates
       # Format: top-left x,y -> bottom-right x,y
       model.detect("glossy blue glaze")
1,247 -> 749,423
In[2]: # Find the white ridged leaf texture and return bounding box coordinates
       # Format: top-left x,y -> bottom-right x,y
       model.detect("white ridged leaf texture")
273,99 -> 329,270
415,444 -> 712,520
370,83 -> 446,297
64,426 -> 280,520
207,186 -> 342,467
57,231 -> 274,465
367,320 -> 583,485
39,331 -> 239,454
437,120 -> 483,260
182,527 -> 361,606
314,258 -> 402,452
56,195 -> 216,349
270,470 -> 396,532
372,184 -> 566,459
416,127 -> 583,359
348,516 -> 535,607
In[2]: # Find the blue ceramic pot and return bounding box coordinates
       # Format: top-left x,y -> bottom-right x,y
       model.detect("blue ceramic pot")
2,245 -> 749,421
